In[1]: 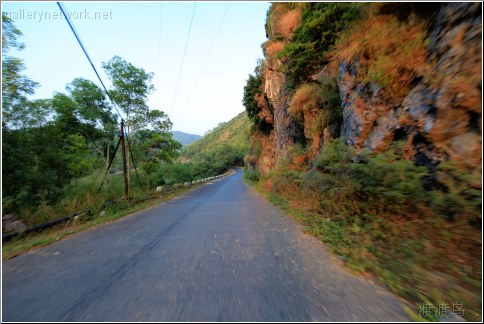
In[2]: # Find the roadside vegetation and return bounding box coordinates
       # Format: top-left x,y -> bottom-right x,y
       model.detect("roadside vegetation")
243,2 -> 481,321
180,111 -> 251,171
1,14 -> 246,252
2,181 -> 209,260
245,140 -> 481,321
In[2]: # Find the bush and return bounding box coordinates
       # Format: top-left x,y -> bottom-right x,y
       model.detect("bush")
288,83 -> 321,120
244,169 -> 260,182
277,2 -> 362,92
277,9 -> 302,40
289,78 -> 342,135
430,161 -> 482,223
154,163 -> 194,186
264,41 -> 285,57
242,73 -> 263,122
265,2 -> 304,41
242,64 -> 272,133
336,13 -> 428,100
261,138 -> 481,320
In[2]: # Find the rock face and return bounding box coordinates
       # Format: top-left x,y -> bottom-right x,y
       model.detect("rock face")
338,2 -> 481,178
255,2 -> 481,184
257,55 -> 304,171
2,214 -> 26,233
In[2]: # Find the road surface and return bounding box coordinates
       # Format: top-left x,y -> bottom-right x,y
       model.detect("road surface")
2,169 -> 408,321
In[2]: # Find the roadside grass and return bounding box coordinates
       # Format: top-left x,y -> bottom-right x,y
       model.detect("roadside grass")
2,183 -> 207,260
243,143 -> 481,322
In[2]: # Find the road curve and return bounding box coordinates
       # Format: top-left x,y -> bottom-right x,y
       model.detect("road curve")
2,169 -> 408,321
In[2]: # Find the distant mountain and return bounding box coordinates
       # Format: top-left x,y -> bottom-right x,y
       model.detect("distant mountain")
180,112 -> 251,165
171,131 -> 202,147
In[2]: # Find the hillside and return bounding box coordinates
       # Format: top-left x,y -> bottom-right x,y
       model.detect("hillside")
181,111 -> 251,167
243,2 -> 481,321
171,131 -> 201,147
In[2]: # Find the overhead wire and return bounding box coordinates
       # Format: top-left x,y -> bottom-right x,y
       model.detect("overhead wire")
56,2 -> 124,122
179,3 -> 230,117
57,1 -> 142,195
170,2 -> 197,116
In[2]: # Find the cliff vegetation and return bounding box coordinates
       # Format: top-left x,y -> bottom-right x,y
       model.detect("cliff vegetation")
243,2 -> 482,320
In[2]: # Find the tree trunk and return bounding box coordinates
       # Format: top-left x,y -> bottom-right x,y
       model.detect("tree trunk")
105,143 -> 110,184
105,144 -> 110,169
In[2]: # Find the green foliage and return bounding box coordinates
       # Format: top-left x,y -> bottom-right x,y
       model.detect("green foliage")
336,13 -> 429,100
320,77 -> 342,123
276,2 -> 362,92
2,14 -> 39,126
66,78 -> 116,128
154,163 -> 194,186
242,73 -> 263,122
62,134 -> 97,178
182,112 -> 250,171
2,13 -> 25,51
1,15 -> 191,234
430,162 -> 482,222
133,123 -> 182,190
101,55 -> 154,132
289,78 -> 342,136
244,169 -> 260,182
260,138 -> 481,321
243,60 -> 272,133
313,139 -> 430,216
264,2 -> 303,41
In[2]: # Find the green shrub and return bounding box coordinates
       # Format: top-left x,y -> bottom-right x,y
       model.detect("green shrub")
430,161 -> 482,223
260,138 -> 481,321
336,13 -> 428,100
277,2 -> 362,92
154,163 -> 194,186
244,169 -> 260,182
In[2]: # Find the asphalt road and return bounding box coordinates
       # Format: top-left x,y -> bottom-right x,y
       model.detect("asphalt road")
2,169 -> 408,321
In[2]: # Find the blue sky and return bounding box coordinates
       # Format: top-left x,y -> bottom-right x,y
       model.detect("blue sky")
2,1 -> 270,135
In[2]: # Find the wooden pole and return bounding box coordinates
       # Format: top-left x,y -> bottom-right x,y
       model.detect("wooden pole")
120,120 -> 129,200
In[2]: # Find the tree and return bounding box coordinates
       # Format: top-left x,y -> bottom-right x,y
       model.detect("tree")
2,14 -> 39,128
132,109 -> 182,190
102,56 -> 155,185
101,56 -> 154,134
66,78 -> 117,167
62,134 -> 96,178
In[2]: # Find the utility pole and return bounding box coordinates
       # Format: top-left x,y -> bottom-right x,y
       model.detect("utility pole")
120,120 -> 129,200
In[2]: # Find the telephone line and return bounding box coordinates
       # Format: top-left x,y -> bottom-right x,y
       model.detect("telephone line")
170,2 -> 197,116
56,2 -> 124,121
180,3 -> 230,117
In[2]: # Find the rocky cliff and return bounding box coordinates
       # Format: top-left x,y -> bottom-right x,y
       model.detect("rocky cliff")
251,2 -> 481,186
243,3 -> 482,319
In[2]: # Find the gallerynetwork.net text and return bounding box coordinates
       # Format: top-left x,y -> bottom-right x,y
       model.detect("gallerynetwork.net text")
4,9 -> 113,22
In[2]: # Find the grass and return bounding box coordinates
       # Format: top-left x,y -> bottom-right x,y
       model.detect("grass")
2,182 -> 208,260
335,11 -> 429,101
243,141 -> 481,322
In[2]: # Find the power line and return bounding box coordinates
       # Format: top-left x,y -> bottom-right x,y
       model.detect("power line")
180,3 -> 230,117
56,2 -> 124,121
170,2 -> 197,116
58,2 -> 139,199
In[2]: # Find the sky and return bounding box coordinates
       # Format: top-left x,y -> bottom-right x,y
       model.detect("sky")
2,1 -> 270,135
